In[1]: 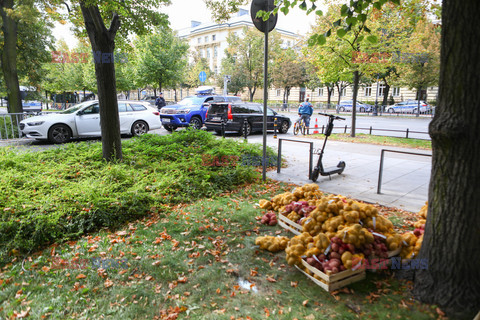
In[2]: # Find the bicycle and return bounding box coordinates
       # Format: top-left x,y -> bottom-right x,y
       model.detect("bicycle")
293,116 -> 307,135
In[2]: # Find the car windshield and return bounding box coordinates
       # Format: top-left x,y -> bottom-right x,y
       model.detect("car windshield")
60,101 -> 92,114
177,96 -> 206,106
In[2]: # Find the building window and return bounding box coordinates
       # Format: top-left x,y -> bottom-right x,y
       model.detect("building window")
197,37 -> 201,44
207,48 -> 211,58
205,36 -> 209,43
287,41 -> 291,47
365,86 -> 372,97
378,83 -> 386,96
214,46 -> 218,57
392,87 -> 400,96
212,34 -> 216,41
214,66 -> 218,74
340,87 -> 347,97
317,88 -> 324,97
276,89 -> 281,97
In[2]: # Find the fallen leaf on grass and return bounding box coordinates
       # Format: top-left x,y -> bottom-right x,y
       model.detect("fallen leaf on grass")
436,307 -> 446,317
151,260 -> 161,266
104,279 -> 114,288
302,300 -> 309,307
266,276 -> 276,283
76,274 -> 87,280
291,281 -> 298,288
14,307 -> 30,319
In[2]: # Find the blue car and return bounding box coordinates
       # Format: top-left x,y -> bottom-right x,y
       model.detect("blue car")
337,100 -> 373,113
159,92 -> 242,131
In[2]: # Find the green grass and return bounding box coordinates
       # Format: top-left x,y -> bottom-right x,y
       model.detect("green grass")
0,182 -> 440,319
0,130 -> 277,261
311,133 -> 432,150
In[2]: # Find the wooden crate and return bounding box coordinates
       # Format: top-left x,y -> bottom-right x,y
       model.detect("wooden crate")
278,214 -> 302,235
296,258 -> 366,292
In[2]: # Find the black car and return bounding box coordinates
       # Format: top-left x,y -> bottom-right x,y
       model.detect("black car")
205,102 -> 291,135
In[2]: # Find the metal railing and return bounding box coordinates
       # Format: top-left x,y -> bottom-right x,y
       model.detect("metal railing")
277,138 -> 314,180
0,113 -> 26,140
377,149 -> 432,194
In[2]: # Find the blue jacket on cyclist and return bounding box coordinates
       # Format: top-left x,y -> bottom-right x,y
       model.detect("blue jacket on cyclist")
298,98 -> 314,128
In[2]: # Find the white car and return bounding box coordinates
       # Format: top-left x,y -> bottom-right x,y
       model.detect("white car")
19,100 -> 162,143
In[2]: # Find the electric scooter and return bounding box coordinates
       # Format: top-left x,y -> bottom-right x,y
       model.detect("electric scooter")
311,112 -> 346,182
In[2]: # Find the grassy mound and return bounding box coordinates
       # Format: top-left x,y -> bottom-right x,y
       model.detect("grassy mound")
0,130 -> 271,260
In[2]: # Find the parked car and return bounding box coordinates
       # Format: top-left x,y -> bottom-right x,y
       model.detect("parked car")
19,100 -> 161,143
204,102 -> 291,136
337,100 -> 373,112
159,93 -> 242,131
386,100 -> 431,114
141,95 -> 158,106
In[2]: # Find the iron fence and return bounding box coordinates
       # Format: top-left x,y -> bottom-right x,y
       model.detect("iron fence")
0,113 -> 39,140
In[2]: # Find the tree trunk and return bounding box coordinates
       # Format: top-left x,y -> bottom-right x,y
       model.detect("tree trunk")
327,86 -> 334,107
381,81 -> 390,108
351,71 -> 359,138
80,2 -> 122,161
158,81 -> 162,94
413,1 -> 480,318
0,0 -> 22,114
248,87 -> 256,102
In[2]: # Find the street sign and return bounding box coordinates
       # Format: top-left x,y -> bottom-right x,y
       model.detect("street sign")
199,71 -> 207,83
251,0 -> 277,33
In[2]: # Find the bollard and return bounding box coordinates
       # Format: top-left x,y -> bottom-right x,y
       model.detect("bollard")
313,118 -> 319,134
274,117 -> 277,139
369,126 -> 373,135
406,128 -> 409,139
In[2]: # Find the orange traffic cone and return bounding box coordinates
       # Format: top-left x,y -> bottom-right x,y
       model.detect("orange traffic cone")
313,118 -> 319,134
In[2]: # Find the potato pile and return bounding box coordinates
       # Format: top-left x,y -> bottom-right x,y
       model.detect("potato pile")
260,212 -> 278,226
255,236 -> 289,252
257,183 -> 429,276
399,202 -> 428,259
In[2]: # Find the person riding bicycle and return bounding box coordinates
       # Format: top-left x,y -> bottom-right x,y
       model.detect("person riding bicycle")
298,98 -> 314,129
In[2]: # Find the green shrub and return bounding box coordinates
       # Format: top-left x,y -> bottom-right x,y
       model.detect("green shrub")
0,130 -> 269,261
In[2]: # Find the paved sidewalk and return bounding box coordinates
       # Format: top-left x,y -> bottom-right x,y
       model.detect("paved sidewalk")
246,135 -> 432,213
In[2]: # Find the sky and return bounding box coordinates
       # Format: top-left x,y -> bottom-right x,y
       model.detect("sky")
52,1 -> 319,49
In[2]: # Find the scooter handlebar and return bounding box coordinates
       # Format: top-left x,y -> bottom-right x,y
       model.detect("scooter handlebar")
318,112 -> 345,121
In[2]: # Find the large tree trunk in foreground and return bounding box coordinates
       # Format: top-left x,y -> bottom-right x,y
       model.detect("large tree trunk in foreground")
80,2 -> 122,161
0,0 -> 22,114
413,1 -> 480,318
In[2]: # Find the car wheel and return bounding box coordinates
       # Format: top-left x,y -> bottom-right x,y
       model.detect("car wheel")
279,120 -> 289,134
339,107 -> 345,112
164,125 -> 176,132
388,108 -> 394,113
48,124 -> 72,144
240,122 -> 251,136
131,120 -> 149,136
189,117 -> 202,130
359,107 -> 365,112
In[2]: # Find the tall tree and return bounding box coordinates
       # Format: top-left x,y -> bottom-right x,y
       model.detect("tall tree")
0,0 -> 54,113
64,0 -> 169,161
218,50 -> 247,96
413,1 -> 479,318
398,19 -> 440,115
184,52 -> 212,89
224,27 -> 281,101
133,28 -> 188,94
271,47 -> 308,104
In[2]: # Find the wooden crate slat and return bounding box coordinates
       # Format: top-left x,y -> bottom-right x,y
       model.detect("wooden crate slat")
298,259 -> 366,292
278,214 -> 302,234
